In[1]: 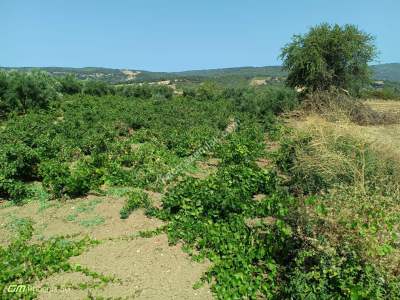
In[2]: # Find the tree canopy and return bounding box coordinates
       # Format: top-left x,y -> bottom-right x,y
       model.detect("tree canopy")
280,23 -> 377,94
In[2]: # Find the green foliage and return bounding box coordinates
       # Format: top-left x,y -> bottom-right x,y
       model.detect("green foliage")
0,219 -> 97,299
0,142 -> 39,203
284,248 -> 400,299
158,167 -> 291,298
115,84 -> 173,100
183,81 -> 223,101
232,86 -> 298,126
0,177 -> 30,204
120,189 -> 150,219
58,74 -> 82,95
216,121 -> 265,165
149,124 -> 294,298
106,142 -> 180,191
83,80 -> 114,96
281,23 -> 377,94
361,85 -> 400,100
1,70 -> 398,299
39,158 -> 103,199
115,84 -> 152,98
371,63 -> 400,82
0,92 -> 233,201
0,71 -> 59,117
0,142 -> 39,180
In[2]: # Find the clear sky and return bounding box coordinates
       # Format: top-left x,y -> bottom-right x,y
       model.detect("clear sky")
1,0 -> 399,72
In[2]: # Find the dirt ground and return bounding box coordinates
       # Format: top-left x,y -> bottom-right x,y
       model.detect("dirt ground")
0,195 -> 212,299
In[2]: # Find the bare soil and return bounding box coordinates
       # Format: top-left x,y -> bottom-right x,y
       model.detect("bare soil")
0,194 -> 212,299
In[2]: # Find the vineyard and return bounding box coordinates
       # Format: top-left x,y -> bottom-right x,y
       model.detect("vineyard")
0,70 -> 399,299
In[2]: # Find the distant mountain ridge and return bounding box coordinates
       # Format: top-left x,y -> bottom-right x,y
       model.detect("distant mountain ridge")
1,63 -> 400,83
370,63 -> 400,82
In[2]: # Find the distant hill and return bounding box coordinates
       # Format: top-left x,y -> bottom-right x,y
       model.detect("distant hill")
172,66 -> 286,78
1,63 -> 400,83
370,63 -> 400,82
0,67 -> 134,83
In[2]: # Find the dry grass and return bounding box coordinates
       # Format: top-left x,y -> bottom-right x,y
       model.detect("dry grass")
285,99 -> 400,277
365,99 -> 400,114
290,114 -> 400,165
300,91 -> 400,125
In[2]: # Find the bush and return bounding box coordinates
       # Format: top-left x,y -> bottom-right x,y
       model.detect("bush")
83,80 -> 114,96
0,142 -> 39,181
233,86 -> 298,117
150,85 -> 174,100
115,84 -> 152,99
284,248 -> 400,299
39,161 -> 71,198
0,71 -> 60,116
216,121 -> 265,165
58,74 -> 82,95
0,177 -> 30,204
183,81 -> 223,101
39,158 -> 104,199
361,86 -> 400,100
0,142 -> 38,202
115,84 -> 174,100
120,189 -> 150,219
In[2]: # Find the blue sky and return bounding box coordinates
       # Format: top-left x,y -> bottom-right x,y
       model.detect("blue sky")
1,0 -> 399,71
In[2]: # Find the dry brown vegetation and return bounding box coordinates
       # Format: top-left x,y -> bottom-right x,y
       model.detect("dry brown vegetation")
300,90 -> 400,125
282,96 -> 400,278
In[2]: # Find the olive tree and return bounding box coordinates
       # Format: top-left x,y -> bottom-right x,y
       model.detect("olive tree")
280,23 -> 377,94
0,71 -> 60,115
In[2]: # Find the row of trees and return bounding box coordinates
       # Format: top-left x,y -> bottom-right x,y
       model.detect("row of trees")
0,23 -> 384,118
0,72 -> 175,117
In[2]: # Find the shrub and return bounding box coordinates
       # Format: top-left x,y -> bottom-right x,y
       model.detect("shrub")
0,177 -> 30,204
216,121 -> 265,165
115,84 -> 173,100
39,161 -> 71,198
157,159 -> 292,299
0,71 -> 60,116
0,142 -> 38,202
120,189 -> 150,219
39,158 -> 104,199
58,74 -> 82,95
83,80 -> 113,96
115,84 -> 153,99
183,81 -> 223,101
0,142 -> 39,181
361,86 -> 400,100
284,248 -> 400,299
150,85 -> 174,100
233,86 -> 298,118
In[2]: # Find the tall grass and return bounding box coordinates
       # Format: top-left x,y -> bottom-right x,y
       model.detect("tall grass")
273,94 -> 400,279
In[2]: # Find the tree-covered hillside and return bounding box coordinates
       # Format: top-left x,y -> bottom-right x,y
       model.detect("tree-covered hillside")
370,63 -> 400,82
1,63 -> 400,84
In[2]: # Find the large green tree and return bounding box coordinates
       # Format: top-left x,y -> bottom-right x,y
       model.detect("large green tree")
280,23 -> 377,94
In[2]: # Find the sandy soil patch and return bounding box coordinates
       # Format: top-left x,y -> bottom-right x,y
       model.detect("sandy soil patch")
0,194 -> 213,299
